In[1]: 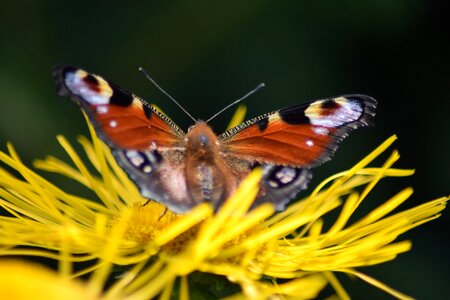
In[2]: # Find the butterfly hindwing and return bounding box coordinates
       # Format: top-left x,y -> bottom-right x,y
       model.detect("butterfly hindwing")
255,166 -> 312,211
219,95 -> 377,168
113,148 -> 198,212
53,66 -> 184,150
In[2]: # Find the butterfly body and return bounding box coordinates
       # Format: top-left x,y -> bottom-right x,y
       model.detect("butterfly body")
53,66 -> 376,213
183,121 -> 236,207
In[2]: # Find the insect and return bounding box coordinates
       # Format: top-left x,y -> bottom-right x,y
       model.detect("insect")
53,66 -> 376,214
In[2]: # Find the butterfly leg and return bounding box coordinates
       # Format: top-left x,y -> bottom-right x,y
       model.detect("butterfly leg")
158,207 -> 168,220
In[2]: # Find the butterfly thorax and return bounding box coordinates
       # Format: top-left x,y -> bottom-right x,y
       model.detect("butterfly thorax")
184,122 -> 235,208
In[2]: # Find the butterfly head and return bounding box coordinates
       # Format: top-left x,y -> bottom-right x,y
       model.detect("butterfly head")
184,122 -> 220,158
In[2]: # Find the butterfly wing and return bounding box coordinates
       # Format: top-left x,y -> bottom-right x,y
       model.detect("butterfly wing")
219,95 -> 376,167
220,95 -> 376,210
253,165 -> 312,210
53,66 -> 199,213
53,66 -> 185,150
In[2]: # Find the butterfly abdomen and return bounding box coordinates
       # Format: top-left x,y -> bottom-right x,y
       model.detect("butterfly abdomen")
184,122 -> 236,207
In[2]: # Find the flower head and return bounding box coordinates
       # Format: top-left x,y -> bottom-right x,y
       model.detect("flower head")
0,109 -> 447,299
0,260 -> 96,300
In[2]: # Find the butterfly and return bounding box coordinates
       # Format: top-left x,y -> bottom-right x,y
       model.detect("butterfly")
53,66 -> 377,214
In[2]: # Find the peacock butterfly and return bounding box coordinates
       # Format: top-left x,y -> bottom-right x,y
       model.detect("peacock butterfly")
53,66 -> 377,214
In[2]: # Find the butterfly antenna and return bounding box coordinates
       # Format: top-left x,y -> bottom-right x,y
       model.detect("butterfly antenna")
138,67 -> 197,122
206,82 -> 265,124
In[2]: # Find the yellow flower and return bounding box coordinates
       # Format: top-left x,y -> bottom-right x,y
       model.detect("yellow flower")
0,108 -> 447,299
0,260 -> 97,300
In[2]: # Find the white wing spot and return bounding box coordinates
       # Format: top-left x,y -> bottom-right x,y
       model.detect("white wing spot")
313,127 -> 329,135
126,150 -> 138,158
268,180 -> 279,188
126,150 -> 144,167
97,106 -> 109,114
306,140 -> 314,147
109,120 -> 117,128
276,167 -> 296,184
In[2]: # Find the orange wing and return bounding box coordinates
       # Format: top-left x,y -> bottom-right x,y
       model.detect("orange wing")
219,95 -> 376,168
53,66 -> 184,150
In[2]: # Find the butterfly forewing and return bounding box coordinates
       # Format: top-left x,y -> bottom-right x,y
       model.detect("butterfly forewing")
53,66 -> 185,151
219,95 -> 376,168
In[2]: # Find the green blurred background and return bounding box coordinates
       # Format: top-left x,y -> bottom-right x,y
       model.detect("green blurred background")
1,1 -> 449,298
